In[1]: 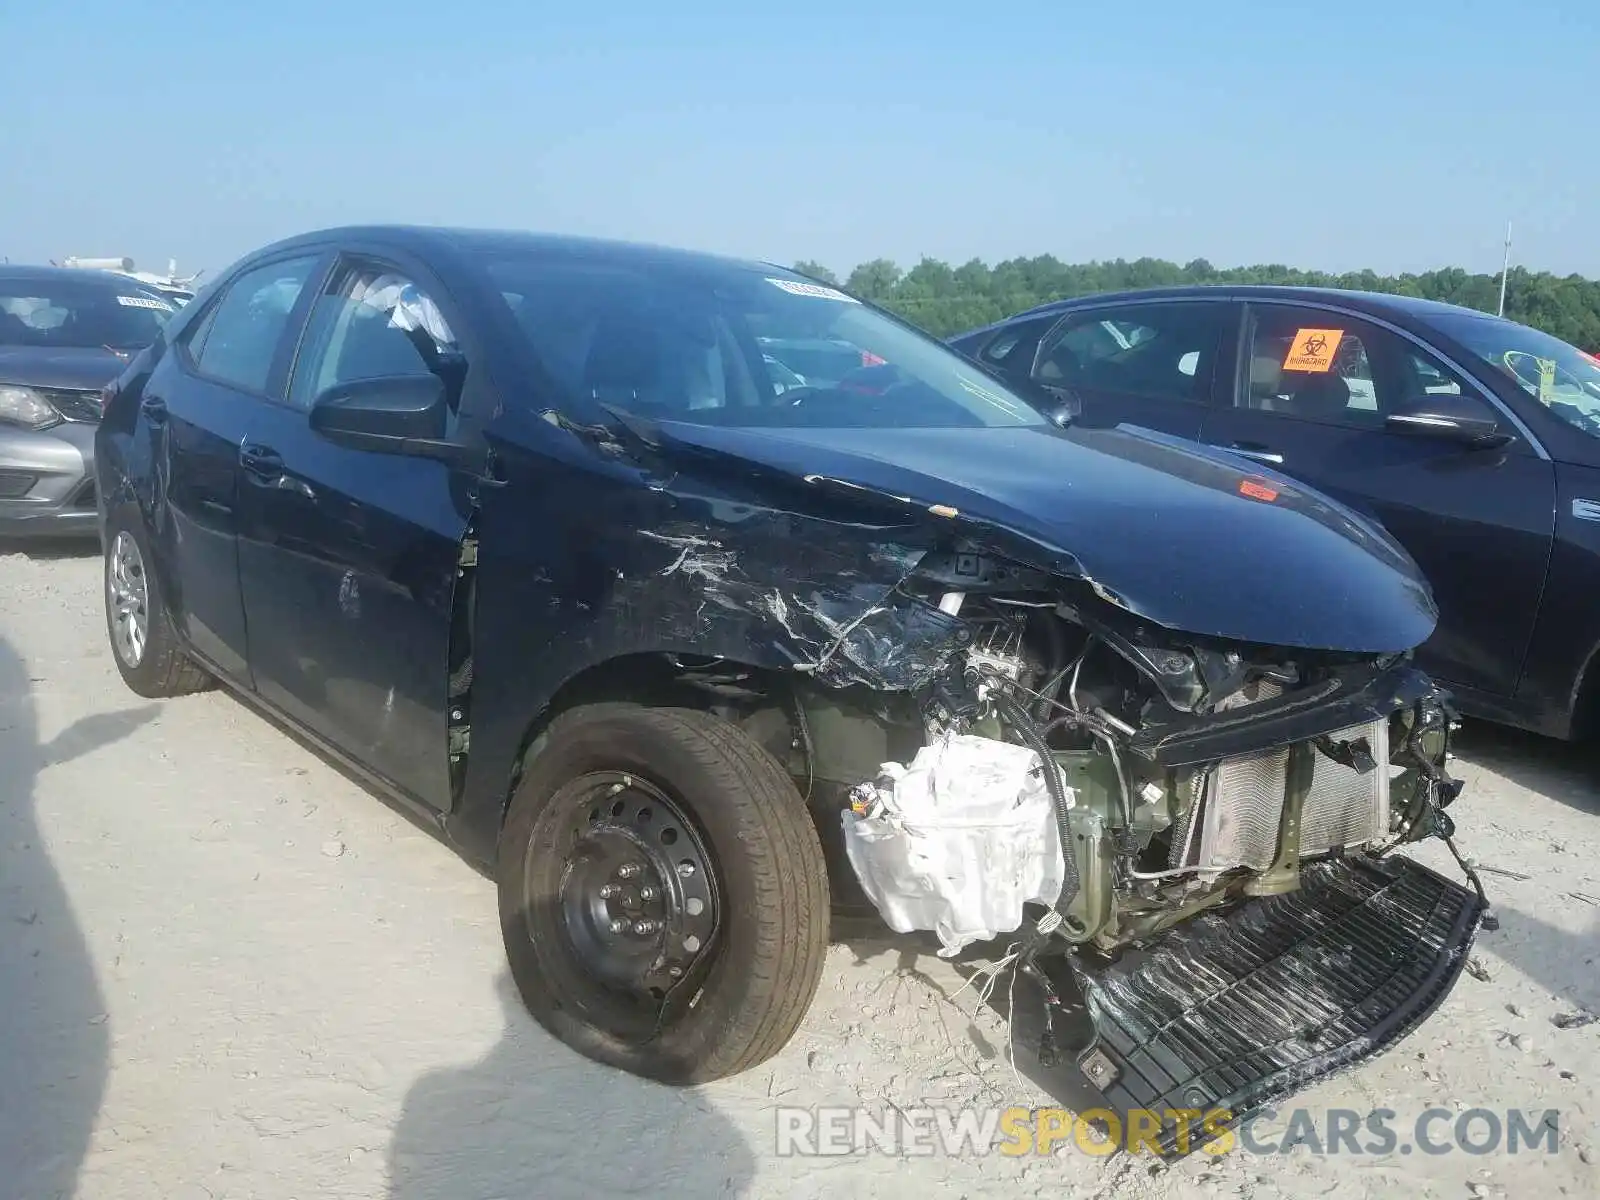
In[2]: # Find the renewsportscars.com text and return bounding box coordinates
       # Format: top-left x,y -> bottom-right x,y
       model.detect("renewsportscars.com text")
773,1105 -> 1562,1158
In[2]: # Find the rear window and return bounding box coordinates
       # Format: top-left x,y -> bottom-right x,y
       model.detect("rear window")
0,278 -> 173,350
483,255 -> 1045,431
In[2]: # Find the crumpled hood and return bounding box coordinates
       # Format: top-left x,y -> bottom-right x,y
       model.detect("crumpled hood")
647,418 -> 1439,653
0,346 -> 131,390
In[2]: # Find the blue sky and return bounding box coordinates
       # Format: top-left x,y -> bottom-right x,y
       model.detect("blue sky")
2,0 -> 1595,283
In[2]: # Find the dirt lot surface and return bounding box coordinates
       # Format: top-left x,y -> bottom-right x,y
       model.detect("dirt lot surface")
2,544 -> 1596,1200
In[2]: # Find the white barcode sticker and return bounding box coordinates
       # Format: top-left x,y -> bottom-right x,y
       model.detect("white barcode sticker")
766,277 -> 859,303
116,295 -> 174,312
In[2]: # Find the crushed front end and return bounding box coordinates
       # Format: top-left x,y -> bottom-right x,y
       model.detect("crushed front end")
837,549 -> 1488,1154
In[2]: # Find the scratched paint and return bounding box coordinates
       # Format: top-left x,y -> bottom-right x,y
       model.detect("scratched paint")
633,524 -> 965,691
338,570 -> 361,619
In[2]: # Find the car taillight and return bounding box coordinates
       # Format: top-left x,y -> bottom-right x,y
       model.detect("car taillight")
861,350 -> 886,367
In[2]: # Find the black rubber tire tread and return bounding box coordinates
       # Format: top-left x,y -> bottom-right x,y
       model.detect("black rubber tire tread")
498,702 -> 830,1083
103,507 -> 210,698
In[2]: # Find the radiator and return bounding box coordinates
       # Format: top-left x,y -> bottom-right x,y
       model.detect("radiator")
1174,682 -> 1391,873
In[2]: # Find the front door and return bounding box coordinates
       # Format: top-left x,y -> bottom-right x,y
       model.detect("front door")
234,257 -> 474,810
1026,300 -> 1237,439
1200,302 -> 1557,698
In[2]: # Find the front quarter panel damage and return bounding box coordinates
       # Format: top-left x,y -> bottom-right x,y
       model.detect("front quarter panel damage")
447,432 -> 969,865
634,525 -> 965,690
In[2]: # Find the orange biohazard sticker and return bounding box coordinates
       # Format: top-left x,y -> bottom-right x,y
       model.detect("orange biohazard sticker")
1283,328 -> 1346,373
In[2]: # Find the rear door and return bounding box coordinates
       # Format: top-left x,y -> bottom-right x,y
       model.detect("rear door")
1024,300 -> 1236,439
233,254 -> 475,810
141,253 -> 325,682
1199,302 -> 1557,698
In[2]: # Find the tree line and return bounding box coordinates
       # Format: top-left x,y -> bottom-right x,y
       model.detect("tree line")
792,255 -> 1600,350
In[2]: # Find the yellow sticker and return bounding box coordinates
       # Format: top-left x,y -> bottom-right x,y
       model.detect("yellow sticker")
1536,357 -> 1557,402
1283,328 -> 1346,373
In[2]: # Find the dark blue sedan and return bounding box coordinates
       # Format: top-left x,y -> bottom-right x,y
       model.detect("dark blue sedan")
92,233 -> 1485,1126
954,287 -> 1600,742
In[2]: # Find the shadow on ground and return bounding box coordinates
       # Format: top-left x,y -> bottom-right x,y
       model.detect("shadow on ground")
1454,721 -> 1600,817
832,915 -> 1105,1116
386,973 -> 755,1199
0,636 -> 156,1199
1480,903 -> 1600,1015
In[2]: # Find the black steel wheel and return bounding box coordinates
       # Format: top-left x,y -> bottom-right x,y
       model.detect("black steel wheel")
498,703 -> 830,1083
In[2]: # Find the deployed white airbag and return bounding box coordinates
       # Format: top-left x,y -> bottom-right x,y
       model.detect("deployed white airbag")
841,733 -> 1069,956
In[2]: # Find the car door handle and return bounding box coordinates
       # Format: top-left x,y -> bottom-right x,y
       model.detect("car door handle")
239,444 -> 286,481
140,396 -> 168,425
1217,441 -> 1284,466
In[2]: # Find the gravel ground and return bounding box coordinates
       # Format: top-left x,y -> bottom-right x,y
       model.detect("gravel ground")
1,544 -> 1596,1200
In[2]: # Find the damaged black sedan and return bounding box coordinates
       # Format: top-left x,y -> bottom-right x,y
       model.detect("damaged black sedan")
94,227 -> 1487,1138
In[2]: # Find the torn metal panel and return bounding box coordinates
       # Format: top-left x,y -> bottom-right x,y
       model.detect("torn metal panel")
634,522 -> 967,691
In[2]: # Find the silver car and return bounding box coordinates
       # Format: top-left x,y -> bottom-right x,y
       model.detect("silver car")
0,266 -> 173,538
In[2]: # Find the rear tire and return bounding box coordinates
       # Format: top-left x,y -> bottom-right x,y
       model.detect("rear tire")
498,703 -> 830,1083
103,508 -> 210,698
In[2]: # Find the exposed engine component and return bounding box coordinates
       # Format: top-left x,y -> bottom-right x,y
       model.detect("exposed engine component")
1173,682 -> 1392,878
842,733 -> 1068,955
838,560 -> 1469,960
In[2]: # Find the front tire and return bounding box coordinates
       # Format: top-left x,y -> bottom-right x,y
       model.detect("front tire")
103,508 -> 210,698
498,703 -> 830,1083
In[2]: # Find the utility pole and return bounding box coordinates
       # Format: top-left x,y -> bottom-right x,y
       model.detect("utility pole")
1497,220 -> 1512,317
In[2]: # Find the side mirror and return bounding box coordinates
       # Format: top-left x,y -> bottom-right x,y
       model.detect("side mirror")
1035,382 -> 1083,427
309,374 -> 470,464
1385,401 -> 1512,448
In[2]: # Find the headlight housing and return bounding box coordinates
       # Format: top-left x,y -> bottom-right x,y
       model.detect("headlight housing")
0,385 -> 61,431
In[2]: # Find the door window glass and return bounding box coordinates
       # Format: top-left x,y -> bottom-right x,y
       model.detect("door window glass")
977,314 -> 1058,372
1032,303 -> 1226,404
289,265 -> 459,409
189,256 -> 319,394
1242,306 -> 1496,429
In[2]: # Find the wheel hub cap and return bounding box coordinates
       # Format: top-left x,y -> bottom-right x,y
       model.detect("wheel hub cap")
107,531 -> 150,668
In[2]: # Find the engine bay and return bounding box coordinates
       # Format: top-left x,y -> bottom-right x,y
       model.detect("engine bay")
698,545 -> 1480,965
868,553 -> 1474,957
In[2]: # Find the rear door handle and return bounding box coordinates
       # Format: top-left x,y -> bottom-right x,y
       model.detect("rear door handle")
239,443 -> 286,481
1217,441 -> 1284,466
140,396 -> 167,425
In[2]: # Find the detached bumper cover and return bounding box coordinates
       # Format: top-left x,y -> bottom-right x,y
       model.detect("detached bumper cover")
1074,855 -> 1485,1156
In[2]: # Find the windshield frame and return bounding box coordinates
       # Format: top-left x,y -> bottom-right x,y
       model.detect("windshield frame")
478,252 -> 1051,432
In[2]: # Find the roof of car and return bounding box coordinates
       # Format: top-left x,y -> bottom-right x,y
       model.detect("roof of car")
0,264 -> 138,288
1015,284 -> 1498,325
258,224 -> 786,278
